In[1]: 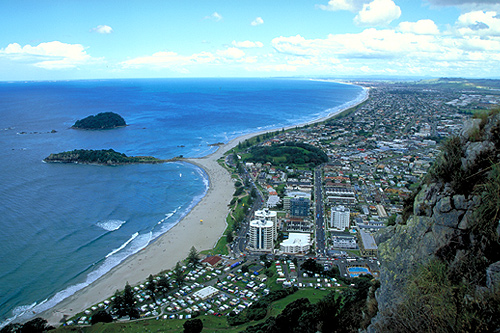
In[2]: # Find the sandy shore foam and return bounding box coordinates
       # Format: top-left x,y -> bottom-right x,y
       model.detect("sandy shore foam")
38,84 -> 368,327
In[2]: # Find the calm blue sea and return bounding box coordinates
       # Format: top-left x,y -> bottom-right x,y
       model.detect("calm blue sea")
0,78 -> 365,325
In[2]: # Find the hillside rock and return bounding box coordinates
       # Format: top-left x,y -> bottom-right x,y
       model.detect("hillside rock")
369,112 -> 500,331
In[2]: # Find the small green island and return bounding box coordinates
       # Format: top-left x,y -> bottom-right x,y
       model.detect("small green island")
72,112 -> 126,129
44,149 -> 165,165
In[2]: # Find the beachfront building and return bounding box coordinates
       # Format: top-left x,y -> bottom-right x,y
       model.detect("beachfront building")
254,209 -> 278,240
330,205 -> 350,230
248,219 -> 274,252
280,233 -> 312,254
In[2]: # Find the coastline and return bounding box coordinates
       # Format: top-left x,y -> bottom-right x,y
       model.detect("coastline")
37,84 -> 369,327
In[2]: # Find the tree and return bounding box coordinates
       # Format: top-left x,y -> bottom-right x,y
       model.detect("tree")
19,318 -> 54,333
113,282 -> 137,319
275,298 -> 315,333
174,262 -> 185,287
156,275 -> 171,296
187,246 -> 200,266
146,274 -> 157,302
183,318 -> 203,333
0,323 -> 21,333
226,232 -> 234,244
91,309 -> 113,325
301,258 -> 322,275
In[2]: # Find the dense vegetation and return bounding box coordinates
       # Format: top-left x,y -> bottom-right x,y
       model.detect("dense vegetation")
244,142 -> 328,167
0,317 -> 54,333
44,149 -> 164,165
244,276 -> 378,333
227,288 -> 298,326
72,112 -> 126,129
376,258 -> 500,332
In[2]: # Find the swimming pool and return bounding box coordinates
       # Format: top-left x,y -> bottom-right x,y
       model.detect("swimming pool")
347,266 -> 372,278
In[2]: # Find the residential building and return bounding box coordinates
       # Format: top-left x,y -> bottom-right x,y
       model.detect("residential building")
283,218 -> 312,233
331,205 -> 350,230
290,197 -> 310,217
248,219 -> 274,251
332,235 -> 357,249
255,209 -> 278,239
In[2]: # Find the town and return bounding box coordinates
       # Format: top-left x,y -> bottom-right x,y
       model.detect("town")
58,78 -> 500,331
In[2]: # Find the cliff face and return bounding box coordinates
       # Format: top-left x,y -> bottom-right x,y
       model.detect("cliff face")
370,111 -> 500,332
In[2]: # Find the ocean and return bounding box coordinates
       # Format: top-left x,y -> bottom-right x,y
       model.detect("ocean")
0,78 -> 365,325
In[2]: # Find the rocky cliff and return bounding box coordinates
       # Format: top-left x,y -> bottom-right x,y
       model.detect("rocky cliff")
370,110 -> 500,332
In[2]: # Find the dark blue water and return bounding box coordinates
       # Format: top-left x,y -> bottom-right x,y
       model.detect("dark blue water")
0,78 -> 365,325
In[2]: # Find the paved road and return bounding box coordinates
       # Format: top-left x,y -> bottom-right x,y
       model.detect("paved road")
231,163 -> 264,256
314,167 -> 326,256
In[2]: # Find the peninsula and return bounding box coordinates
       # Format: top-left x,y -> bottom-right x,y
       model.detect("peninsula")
72,112 -> 126,130
43,149 -> 165,165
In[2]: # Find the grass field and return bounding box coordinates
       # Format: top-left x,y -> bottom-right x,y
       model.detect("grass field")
53,287 -> 335,333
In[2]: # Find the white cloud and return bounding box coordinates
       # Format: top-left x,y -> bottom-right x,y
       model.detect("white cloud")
272,35 -> 321,56
317,0 -> 366,12
121,7 -> 500,78
0,41 -> 94,69
456,10 -> 500,36
216,47 -> 245,59
232,40 -> 264,48
271,24 -> 500,71
251,17 -> 264,26
205,12 -> 222,21
121,51 -> 217,69
121,47 -> 247,70
354,0 -> 401,26
398,19 -> 440,35
256,64 -> 297,72
91,25 -> 113,34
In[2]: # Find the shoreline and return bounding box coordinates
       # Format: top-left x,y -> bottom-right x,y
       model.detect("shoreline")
35,83 -> 369,327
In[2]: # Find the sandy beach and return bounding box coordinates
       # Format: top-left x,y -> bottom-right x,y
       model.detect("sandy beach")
38,132 -> 259,326
38,85 -> 369,327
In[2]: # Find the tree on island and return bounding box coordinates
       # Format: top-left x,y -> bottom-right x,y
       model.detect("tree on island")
43,149 -> 163,165
187,246 -> 200,266
72,112 -> 126,130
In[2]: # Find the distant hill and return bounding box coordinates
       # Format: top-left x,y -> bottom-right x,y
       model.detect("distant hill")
72,112 -> 126,129
416,77 -> 500,91
44,149 -> 164,165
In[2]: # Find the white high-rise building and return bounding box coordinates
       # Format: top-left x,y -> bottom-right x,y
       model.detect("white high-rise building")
249,219 -> 274,251
331,205 -> 350,230
254,209 -> 278,240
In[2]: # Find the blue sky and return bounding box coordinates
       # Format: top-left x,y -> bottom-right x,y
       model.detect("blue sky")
1,0 -> 499,80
